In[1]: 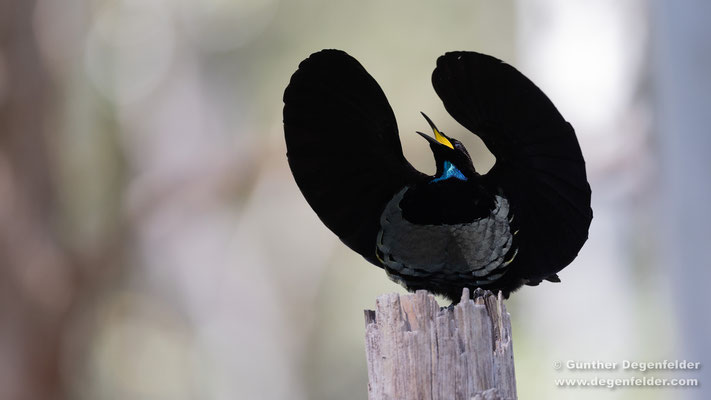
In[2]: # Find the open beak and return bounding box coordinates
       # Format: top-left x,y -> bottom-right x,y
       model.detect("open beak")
417,112 -> 454,149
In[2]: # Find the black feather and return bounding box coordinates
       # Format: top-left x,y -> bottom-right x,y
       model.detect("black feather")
432,51 -> 592,284
284,50 -> 592,302
284,50 -> 426,264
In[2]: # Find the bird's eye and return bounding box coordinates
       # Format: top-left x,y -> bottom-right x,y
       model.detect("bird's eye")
453,141 -> 472,158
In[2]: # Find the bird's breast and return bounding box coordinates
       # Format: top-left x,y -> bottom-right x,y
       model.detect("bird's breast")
399,179 -> 497,225
376,187 -> 517,287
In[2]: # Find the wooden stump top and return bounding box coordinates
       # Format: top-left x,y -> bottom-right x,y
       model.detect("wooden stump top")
364,289 -> 517,400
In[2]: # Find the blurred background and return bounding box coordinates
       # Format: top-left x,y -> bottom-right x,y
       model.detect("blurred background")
1,0 -> 709,399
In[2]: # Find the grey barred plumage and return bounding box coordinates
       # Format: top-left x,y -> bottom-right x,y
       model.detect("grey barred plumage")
376,188 -> 516,288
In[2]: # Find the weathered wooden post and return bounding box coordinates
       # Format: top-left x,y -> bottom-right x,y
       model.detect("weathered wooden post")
364,288 -> 516,400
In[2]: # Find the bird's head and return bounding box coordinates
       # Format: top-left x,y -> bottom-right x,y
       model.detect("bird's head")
417,112 -> 476,183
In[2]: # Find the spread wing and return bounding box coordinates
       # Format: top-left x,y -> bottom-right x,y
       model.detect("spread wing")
284,49 -> 425,264
431,51 -> 592,281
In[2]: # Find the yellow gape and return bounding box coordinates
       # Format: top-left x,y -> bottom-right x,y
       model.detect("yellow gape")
421,112 -> 454,149
433,126 -> 454,149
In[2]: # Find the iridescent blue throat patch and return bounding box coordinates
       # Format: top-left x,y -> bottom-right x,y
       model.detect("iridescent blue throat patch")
431,161 -> 468,183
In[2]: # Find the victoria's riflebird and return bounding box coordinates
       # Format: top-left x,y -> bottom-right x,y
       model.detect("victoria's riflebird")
283,50 -> 592,303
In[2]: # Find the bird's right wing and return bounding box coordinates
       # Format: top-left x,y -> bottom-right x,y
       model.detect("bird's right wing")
431,51 -> 592,281
284,49 -> 425,265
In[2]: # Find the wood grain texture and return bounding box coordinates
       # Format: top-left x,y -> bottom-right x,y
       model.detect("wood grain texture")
364,289 -> 516,400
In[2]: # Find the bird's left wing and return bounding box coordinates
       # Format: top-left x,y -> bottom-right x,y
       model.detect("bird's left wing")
284,49 -> 425,265
431,51 -> 592,282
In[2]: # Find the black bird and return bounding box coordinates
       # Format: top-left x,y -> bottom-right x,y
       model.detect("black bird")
283,49 -> 592,302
